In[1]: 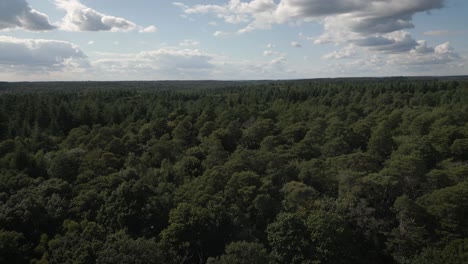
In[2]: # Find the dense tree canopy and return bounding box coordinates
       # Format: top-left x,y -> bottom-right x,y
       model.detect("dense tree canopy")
0,78 -> 467,263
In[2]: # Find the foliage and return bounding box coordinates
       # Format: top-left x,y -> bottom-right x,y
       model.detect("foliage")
0,78 -> 467,263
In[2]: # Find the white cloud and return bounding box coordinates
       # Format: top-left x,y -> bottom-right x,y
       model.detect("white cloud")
140,25 -> 158,33
322,41 -> 463,77
0,36 -> 88,71
213,31 -> 230,37
291,41 -> 302,48
434,42 -> 455,55
176,0 -> 446,38
284,0 -> 452,69
179,39 -> 200,46
388,42 -> 460,66
88,41 -> 95,45
92,47 -> 215,80
263,50 -> 275,56
89,46 -> 294,80
173,2 -> 189,9
270,55 -> 286,65
412,40 -> 434,54
0,0 -> 55,31
176,0 -> 276,22
276,0 -> 445,34
174,0 -> 277,33
353,36 -> 395,47
322,45 -> 356,60
370,31 -> 419,53
175,0 -> 460,71
55,0 -> 155,32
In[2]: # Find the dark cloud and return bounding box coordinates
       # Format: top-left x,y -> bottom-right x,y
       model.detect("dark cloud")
353,37 -> 395,47
277,0 -> 365,17
412,41 -> 435,54
0,0 -> 55,31
278,0 -> 445,35
348,15 -> 415,35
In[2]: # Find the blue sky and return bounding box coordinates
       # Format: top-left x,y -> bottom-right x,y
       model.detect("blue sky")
0,0 -> 467,81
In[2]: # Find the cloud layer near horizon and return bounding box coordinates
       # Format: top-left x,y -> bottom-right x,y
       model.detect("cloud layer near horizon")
0,36 -> 86,64
0,0 -> 465,80
0,35 -> 289,81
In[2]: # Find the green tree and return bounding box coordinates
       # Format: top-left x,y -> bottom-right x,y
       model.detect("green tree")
281,181 -> 318,211
207,241 -> 271,264
386,196 -> 432,261
417,181 -> 468,239
242,118 -> 276,149
451,138 -> 468,160
410,239 -> 468,264
368,121 -> 395,161
47,148 -> 86,182
224,171 -> 262,229
47,220 -> 106,264
267,212 -> 311,264
159,202 -> 231,264
0,230 -> 30,264
306,210 -> 356,264
97,231 -> 161,264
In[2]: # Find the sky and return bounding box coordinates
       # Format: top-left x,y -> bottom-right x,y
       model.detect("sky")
0,0 -> 467,81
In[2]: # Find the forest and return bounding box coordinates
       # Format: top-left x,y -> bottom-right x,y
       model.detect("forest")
0,78 -> 467,264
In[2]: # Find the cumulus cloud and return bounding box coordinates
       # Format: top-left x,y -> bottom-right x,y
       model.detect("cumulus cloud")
270,55 -> 286,65
176,0 -> 445,37
434,42 -> 456,55
275,0 -> 364,20
55,0 -> 155,32
287,0 -> 456,68
213,31 -> 230,37
263,50 -> 276,56
140,25 -> 158,33
350,31 -> 461,66
0,0 -> 55,31
412,40 -> 434,54
353,36 -> 395,47
293,0 -> 462,70
175,0 -> 277,34
322,45 -> 356,60
388,42 -> 460,66
323,40 -> 462,77
290,41 -> 302,48
176,0 -> 457,77
276,0 -> 445,34
370,31 -> 418,53
179,39 -> 200,46
176,0 -> 276,22
0,36 -> 88,71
